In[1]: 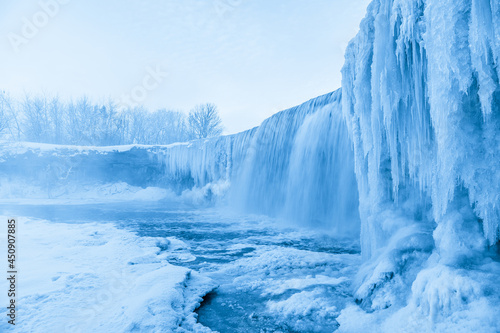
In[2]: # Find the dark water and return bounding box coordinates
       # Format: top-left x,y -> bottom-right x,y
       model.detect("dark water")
0,201 -> 360,332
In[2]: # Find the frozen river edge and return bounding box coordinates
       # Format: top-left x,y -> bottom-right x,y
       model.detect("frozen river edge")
0,202 -> 362,333
0,215 -> 216,332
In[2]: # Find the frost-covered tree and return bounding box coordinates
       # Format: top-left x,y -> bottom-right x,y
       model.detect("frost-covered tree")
119,107 -> 189,145
48,97 -> 63,144
66,96 -> 94,145
0,92 -> 13,139
22,95 -> 52,143
0,92 -> 208,145
94,102 -> 123,145
187,103 -> 223,139
151,109 -> 189,144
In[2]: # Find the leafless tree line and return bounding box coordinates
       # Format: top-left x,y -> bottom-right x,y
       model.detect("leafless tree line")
0,92 -> 223,145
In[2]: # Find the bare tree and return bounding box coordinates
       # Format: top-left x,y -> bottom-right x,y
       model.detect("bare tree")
22,94 -> 53,142
48,96 -> 63,143
0,92 -> 13,139
0,92 -> 204,145
187,103 -> 223,139
152,109 -> 189,144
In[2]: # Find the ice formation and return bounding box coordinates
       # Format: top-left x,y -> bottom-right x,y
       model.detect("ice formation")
342,0 -> 499,253
339,0 -> 500,330
158,0 -> 500,328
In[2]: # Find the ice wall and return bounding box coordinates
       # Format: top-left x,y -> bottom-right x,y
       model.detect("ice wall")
340,0 -> 500,326
343,0 -> 499,256
0,143 -> 174,199
156,129 -> 255,193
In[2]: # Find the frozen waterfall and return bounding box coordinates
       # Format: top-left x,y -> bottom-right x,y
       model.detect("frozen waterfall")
338,0 -> 500,330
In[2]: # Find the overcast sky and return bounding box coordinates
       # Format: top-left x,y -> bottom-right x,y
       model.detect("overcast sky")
0,0 -> 370,134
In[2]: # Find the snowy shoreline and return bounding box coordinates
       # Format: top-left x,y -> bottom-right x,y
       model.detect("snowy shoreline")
0,216 -> 215,332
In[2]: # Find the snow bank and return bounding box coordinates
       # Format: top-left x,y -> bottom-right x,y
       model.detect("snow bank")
0,180 -> 173,205
0,142 -> 174,193
0,217 -> 215,332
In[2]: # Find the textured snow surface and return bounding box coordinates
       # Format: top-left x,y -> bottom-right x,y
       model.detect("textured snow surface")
0,217 -> 215,333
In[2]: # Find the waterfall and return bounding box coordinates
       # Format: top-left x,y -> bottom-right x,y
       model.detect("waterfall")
158,89 -> 360,235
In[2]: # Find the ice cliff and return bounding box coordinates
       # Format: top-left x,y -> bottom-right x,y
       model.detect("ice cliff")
339,0 -> 500,330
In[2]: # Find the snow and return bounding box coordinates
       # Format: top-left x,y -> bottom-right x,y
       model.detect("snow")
0,216 -> 215,332
0,140 -> 189,155
338,259 -> 500,333
263,275 -> 348,296
266,289 -> 341,333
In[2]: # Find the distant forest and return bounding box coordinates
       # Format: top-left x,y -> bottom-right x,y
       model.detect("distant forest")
0,92 -> 223,146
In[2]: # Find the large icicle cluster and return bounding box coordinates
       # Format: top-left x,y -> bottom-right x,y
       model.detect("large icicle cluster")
342,0 -> 499,255
340,0 -> 500,329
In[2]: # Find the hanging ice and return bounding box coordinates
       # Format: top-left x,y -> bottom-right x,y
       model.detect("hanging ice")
339,0 -> 500,330
343,0 -> 499,254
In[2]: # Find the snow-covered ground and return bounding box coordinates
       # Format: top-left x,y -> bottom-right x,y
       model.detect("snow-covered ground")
0,214 -> 215,332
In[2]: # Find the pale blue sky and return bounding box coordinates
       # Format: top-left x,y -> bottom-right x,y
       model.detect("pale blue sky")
0,0 -> 369,134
